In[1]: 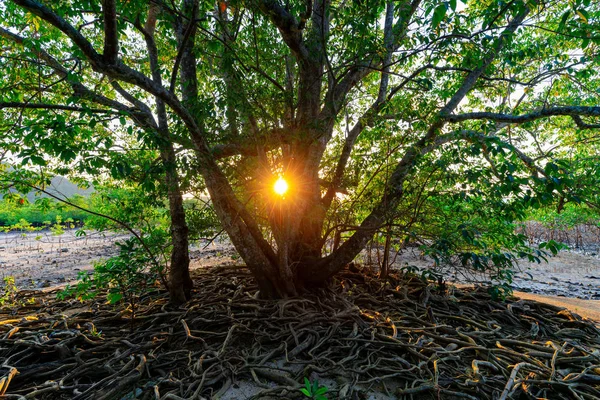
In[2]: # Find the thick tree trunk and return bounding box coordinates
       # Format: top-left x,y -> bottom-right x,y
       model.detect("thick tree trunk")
162,148 -> 193,304
202,164 -> 298,298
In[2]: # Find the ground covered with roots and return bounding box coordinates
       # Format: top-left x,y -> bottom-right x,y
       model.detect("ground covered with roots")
1,267 -> 599,400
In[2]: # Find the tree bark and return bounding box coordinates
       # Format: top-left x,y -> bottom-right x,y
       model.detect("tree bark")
381,227 -> 392,279
144,4 -> 193,304
161,147 -> 193,304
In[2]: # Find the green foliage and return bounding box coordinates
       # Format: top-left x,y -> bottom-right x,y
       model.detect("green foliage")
84,186 -> 168,233
59,234 -> 166,311
488,283 -> 513,301
0,276 -> 19,307
0,196 -> 89,229
300,378 -> 328,400
527,203 -> 600,231
184,199 -> 222,240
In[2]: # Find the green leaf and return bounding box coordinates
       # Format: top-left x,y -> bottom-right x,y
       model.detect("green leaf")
558,11 -> 570,31
29,155 -> 46,166
107,292 -> 123,304
582,37 -> 590,49
315,386 -> 328,395
432,4 -> 447,30
576,9 -> 589,24
303,377 -> 311,390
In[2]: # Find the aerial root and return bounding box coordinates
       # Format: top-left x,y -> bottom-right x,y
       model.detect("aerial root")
0,266 -> 599,399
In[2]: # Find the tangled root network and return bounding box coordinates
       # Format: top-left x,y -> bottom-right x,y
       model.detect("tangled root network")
1,266 -> 599,399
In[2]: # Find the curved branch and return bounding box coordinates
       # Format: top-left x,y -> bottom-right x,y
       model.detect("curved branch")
0,27 -> 145,121
318,0 -> 422,127
12,0 -> 103,66
445,107 -> 600,126
10,0 -> 212,156
257,0 -> 308,60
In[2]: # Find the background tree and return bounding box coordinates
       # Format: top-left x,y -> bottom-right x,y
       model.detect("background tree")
1,0 -> 599,301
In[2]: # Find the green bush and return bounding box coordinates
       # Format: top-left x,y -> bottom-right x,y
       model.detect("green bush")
0,195 -> 89,229
58,233 -> 167,315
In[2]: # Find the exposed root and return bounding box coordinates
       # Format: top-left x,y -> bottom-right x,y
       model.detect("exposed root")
0,267 -> 599,399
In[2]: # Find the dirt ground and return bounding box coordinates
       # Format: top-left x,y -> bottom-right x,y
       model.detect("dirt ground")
0,230 -> 128,288
1,230 -> 599,320
378,245 -> 600,300
0,231 -> 239,289
1,231 -> 599,399
513,291 -> 600,322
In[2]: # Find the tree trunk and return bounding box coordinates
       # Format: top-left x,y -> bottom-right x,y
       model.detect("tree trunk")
202,164 -> 298,298
381,226 -> 392,279
143,2 -> 192,304
161,147 -> 193,304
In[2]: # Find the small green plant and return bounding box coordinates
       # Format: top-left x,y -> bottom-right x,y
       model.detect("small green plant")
300,378 -> 328,400
399,264 -> 419,276
50,216 -> 65,236
58,270 -> 96,302
0,276 -> 19,307
88,324 -> 103,338
58,232 -> 167,326
488,283 -> 513,301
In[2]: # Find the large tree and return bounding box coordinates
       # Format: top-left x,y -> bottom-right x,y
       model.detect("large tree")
1,0 -> 599,301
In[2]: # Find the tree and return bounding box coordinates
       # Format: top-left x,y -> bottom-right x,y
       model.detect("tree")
1,0 -> 599,301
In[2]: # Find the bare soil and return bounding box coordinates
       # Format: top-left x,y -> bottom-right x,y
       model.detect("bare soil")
513,291 -> 600,322
0,230 -> 128,288
1,233 -> 600,399
377,246 -> 600,300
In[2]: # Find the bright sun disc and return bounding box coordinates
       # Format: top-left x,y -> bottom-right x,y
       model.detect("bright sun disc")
273,177 -> 289,196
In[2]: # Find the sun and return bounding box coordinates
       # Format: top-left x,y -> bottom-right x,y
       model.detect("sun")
273,176 -> 289,196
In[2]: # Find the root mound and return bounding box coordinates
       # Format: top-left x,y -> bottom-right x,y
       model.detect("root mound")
1,267 -> 599,399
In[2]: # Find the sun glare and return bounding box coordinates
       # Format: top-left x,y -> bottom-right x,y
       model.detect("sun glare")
273,177 -> 289,196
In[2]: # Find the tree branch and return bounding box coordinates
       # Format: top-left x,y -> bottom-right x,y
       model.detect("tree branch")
376,0 -> 395,104
322,64 -> 433,208
102,0 -> 119,64
0,27 -> 138,118
319,0 -> 422,125
168,3 -> 197,93
12,0 -> 103,67
257,0 -> 308,60
445,107 -> 600,127
0,102 -> 117,114
10,0 -> 214,157
304,3 -> 533,282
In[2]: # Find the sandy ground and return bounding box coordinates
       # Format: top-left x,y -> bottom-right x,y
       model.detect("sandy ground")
376,246 -> 600,300
1,230 -> 598,322
512,291 -> 600,322
0,231 -> 239,289
0,230 -> 128,288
